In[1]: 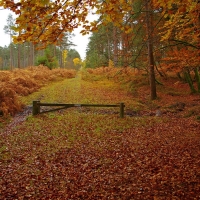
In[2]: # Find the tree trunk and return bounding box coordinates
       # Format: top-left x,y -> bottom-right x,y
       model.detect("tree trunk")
23,42 -> 27,68
29,42 -> 34,66
194,67 -> 200,93
18,44 -> 21,68
32,43 -> 35,66
10,35 -> 13,70
113,26 -> 118,67
106,28 -> 111,61
184,69 -> 196,93
60,43 -> 63,68
145,0 -> 157,100
121,33 -> 125,67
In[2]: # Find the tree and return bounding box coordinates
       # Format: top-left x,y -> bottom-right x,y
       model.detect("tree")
36,47 -> 59,69
3,14 -> 16,70
155,0 -> 200,93
0,46 -> 10,70
154,0 -> 199,48
73,57 -> 82,69
85,26 -> 110,68
58,32 -> 75,68
62,49 -> 68,68
145,0 -> 157,99
65,49 -> 81,70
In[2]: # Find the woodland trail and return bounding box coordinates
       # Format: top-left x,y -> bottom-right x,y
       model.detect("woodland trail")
0,74 -> 200,200
2,73 -> 132,134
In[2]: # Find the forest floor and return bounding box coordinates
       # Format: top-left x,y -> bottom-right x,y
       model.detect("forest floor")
0,71 -> 200,199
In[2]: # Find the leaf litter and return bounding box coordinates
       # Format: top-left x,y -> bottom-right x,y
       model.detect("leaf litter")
0,70 -> 200,199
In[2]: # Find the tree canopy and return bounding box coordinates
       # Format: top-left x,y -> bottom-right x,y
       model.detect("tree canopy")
0,0 -> 98,47
1,0 -> 199,48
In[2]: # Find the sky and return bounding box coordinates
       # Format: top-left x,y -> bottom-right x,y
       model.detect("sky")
0,9 -> 92,60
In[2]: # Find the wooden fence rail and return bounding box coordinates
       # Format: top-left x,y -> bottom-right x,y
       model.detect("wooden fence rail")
32,101 -> 125,118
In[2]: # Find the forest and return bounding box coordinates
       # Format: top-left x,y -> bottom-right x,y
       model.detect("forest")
1,15 -> 82,71
0,0 -> 199,99
0,0 -> 200,199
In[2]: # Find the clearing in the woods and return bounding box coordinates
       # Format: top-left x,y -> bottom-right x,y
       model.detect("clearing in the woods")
0,68 -> 199,199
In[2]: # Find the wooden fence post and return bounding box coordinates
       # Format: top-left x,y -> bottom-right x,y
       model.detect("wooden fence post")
120,103 -> 125,118
32,100 -> 40,115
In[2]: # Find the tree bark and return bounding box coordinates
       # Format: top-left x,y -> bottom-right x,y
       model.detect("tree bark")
10,35 -> 13,70
23,43 -> 26,67
184,69 -> 196,93
18,44 -> 21,68
113,26 -> 118,67
106,28 -> 111,61
194,67 -> 200,93
145,0 -> 157,100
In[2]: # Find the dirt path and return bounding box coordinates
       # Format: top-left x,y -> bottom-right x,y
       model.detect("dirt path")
2,106 -> 32,135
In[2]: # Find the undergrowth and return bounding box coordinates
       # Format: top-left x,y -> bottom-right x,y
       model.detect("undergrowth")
81,67 -> 200,118
0,66 -> 76,116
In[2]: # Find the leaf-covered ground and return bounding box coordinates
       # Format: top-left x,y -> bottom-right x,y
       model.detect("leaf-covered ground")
0,72 -> 200,199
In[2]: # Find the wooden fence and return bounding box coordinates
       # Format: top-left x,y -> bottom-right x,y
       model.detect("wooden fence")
32,101 -> 125,118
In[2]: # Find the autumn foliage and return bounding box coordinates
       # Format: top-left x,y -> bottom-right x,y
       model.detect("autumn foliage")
161,47 -> 200,72
0,66 -> 76,116
83,67 -> 139,81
